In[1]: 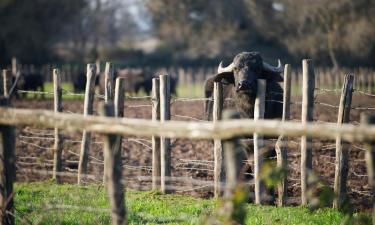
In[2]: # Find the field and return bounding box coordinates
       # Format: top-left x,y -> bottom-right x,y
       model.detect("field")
15,182 -> 365,225
13,85 -> 375,214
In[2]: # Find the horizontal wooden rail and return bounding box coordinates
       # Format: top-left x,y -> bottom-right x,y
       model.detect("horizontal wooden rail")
0,107 -> 375,142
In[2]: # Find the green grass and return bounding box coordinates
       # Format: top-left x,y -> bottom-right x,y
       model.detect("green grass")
177,84 -> 204,98
23,82 -> 203,100
20,82 -> 85,100
13,182 -> 369,225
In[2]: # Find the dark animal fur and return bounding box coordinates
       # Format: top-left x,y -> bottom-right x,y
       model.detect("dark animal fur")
116,68 -> 177,95
204,52 -> 284,203
15,72 -> 45,99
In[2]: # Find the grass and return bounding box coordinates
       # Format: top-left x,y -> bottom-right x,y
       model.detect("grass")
14,182 -> 369,225
20,82 -> 203,101
19,82 -> 85,100
177,84 -> 204,98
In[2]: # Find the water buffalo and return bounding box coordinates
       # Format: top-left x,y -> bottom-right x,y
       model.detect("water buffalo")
204,51 -> 283,120
116,68 -> 177,96
72,70 -> 100,93
15,71 -> 45,99
205,52 -> 284,202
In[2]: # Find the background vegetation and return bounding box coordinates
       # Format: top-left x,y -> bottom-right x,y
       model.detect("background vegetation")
0,0 -> 374,68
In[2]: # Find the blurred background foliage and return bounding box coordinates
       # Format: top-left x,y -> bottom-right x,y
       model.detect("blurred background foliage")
0,0 -> 374,67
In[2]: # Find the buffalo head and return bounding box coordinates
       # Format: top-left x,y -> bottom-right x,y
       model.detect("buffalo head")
213,52 -> 283,96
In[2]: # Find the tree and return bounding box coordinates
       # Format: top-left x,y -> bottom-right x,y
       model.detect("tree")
0,0 -> 86,64
146,0 -> 266,59
60,0 -> 140,63
276,0 -> 375,67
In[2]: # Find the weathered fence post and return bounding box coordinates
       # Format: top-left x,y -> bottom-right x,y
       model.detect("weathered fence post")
213,81 -> 224,197
207,111 -> 248,225
160,74 -> 171,194
152,78 -> 161,190
370,72 -> 375,94
96,59 -> 101,76
103,62 -> 115,183
11,57 -> 17,77
0,98 -> 15,225
254,79 -> 266,205
105,62 -> 115,103
0,74 -> 3,97
2,70 -> 12,97
101,103 -> 127,225
301,59 -> 315,206
114,77 -> 126,118
223,110 -> 243,198
276,64 -> 291,206
78,64 -> 97,185
363,114 -> 375,225
333,74 -> 354,209
53,69 -> 63,183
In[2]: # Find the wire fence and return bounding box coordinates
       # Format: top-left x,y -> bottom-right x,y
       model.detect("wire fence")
10,80 -> 375,216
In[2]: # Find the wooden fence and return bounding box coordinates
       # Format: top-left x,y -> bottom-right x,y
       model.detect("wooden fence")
1,59 -> 375,224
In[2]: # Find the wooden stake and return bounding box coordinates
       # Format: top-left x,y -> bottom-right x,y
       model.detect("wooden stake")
101,103 -> 127,225
105,62 -> 115,103
213,82 -> 224,197
363,114 -> 375,225
0,98 -> 15,225
152,78 -> 161,190
160,74 -> 171,193
301,59 -> 315,206
333,74 -> 354,209
2,70 -> 12,97
78,64 -> 97,185
53,69 -> 63,183
254,79 -> 266,204
11,57 -> 17,77
277,64 -> 291,206
223,110 -> 242,198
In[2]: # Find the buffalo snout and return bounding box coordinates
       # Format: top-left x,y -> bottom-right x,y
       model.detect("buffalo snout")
236,80 -> 251,92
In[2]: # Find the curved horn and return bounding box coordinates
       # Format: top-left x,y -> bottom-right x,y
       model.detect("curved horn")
218,61 -> 235,74
263,59 -> 283,73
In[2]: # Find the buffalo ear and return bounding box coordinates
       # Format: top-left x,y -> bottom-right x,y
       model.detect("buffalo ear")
260,72 -> 283,82
213,72 -> 235,84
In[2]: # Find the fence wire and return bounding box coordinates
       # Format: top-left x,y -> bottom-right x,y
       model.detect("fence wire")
11,82 -> 375,213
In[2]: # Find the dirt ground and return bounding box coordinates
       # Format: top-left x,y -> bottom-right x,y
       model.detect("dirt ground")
12,91 -> 375,210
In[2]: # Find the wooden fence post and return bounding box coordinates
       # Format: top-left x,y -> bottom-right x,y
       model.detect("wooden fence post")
362,114 -> 375,225
333,74 -> 354,209
101,103 -> 127,225
105,62 -> 115,103
53,69 -> 63,183
78,64 -> 97,185
96,59 -> 101,76
301,59 -> 315,206
2,70 -> 12,97
223,110 -> 242,198
152,78 -> 161,190
213,81 -> 224,197
0,98 -> 15,225
11,57 -> 17,77
160,74 -> 171,194
276,64 -> 291,206
208,110 -> 248,225
370,72 -> 375,94
0,74 -> 3,97
103,62 -> 115,183
114,78 -> 126,118
254,79 -> 266,205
